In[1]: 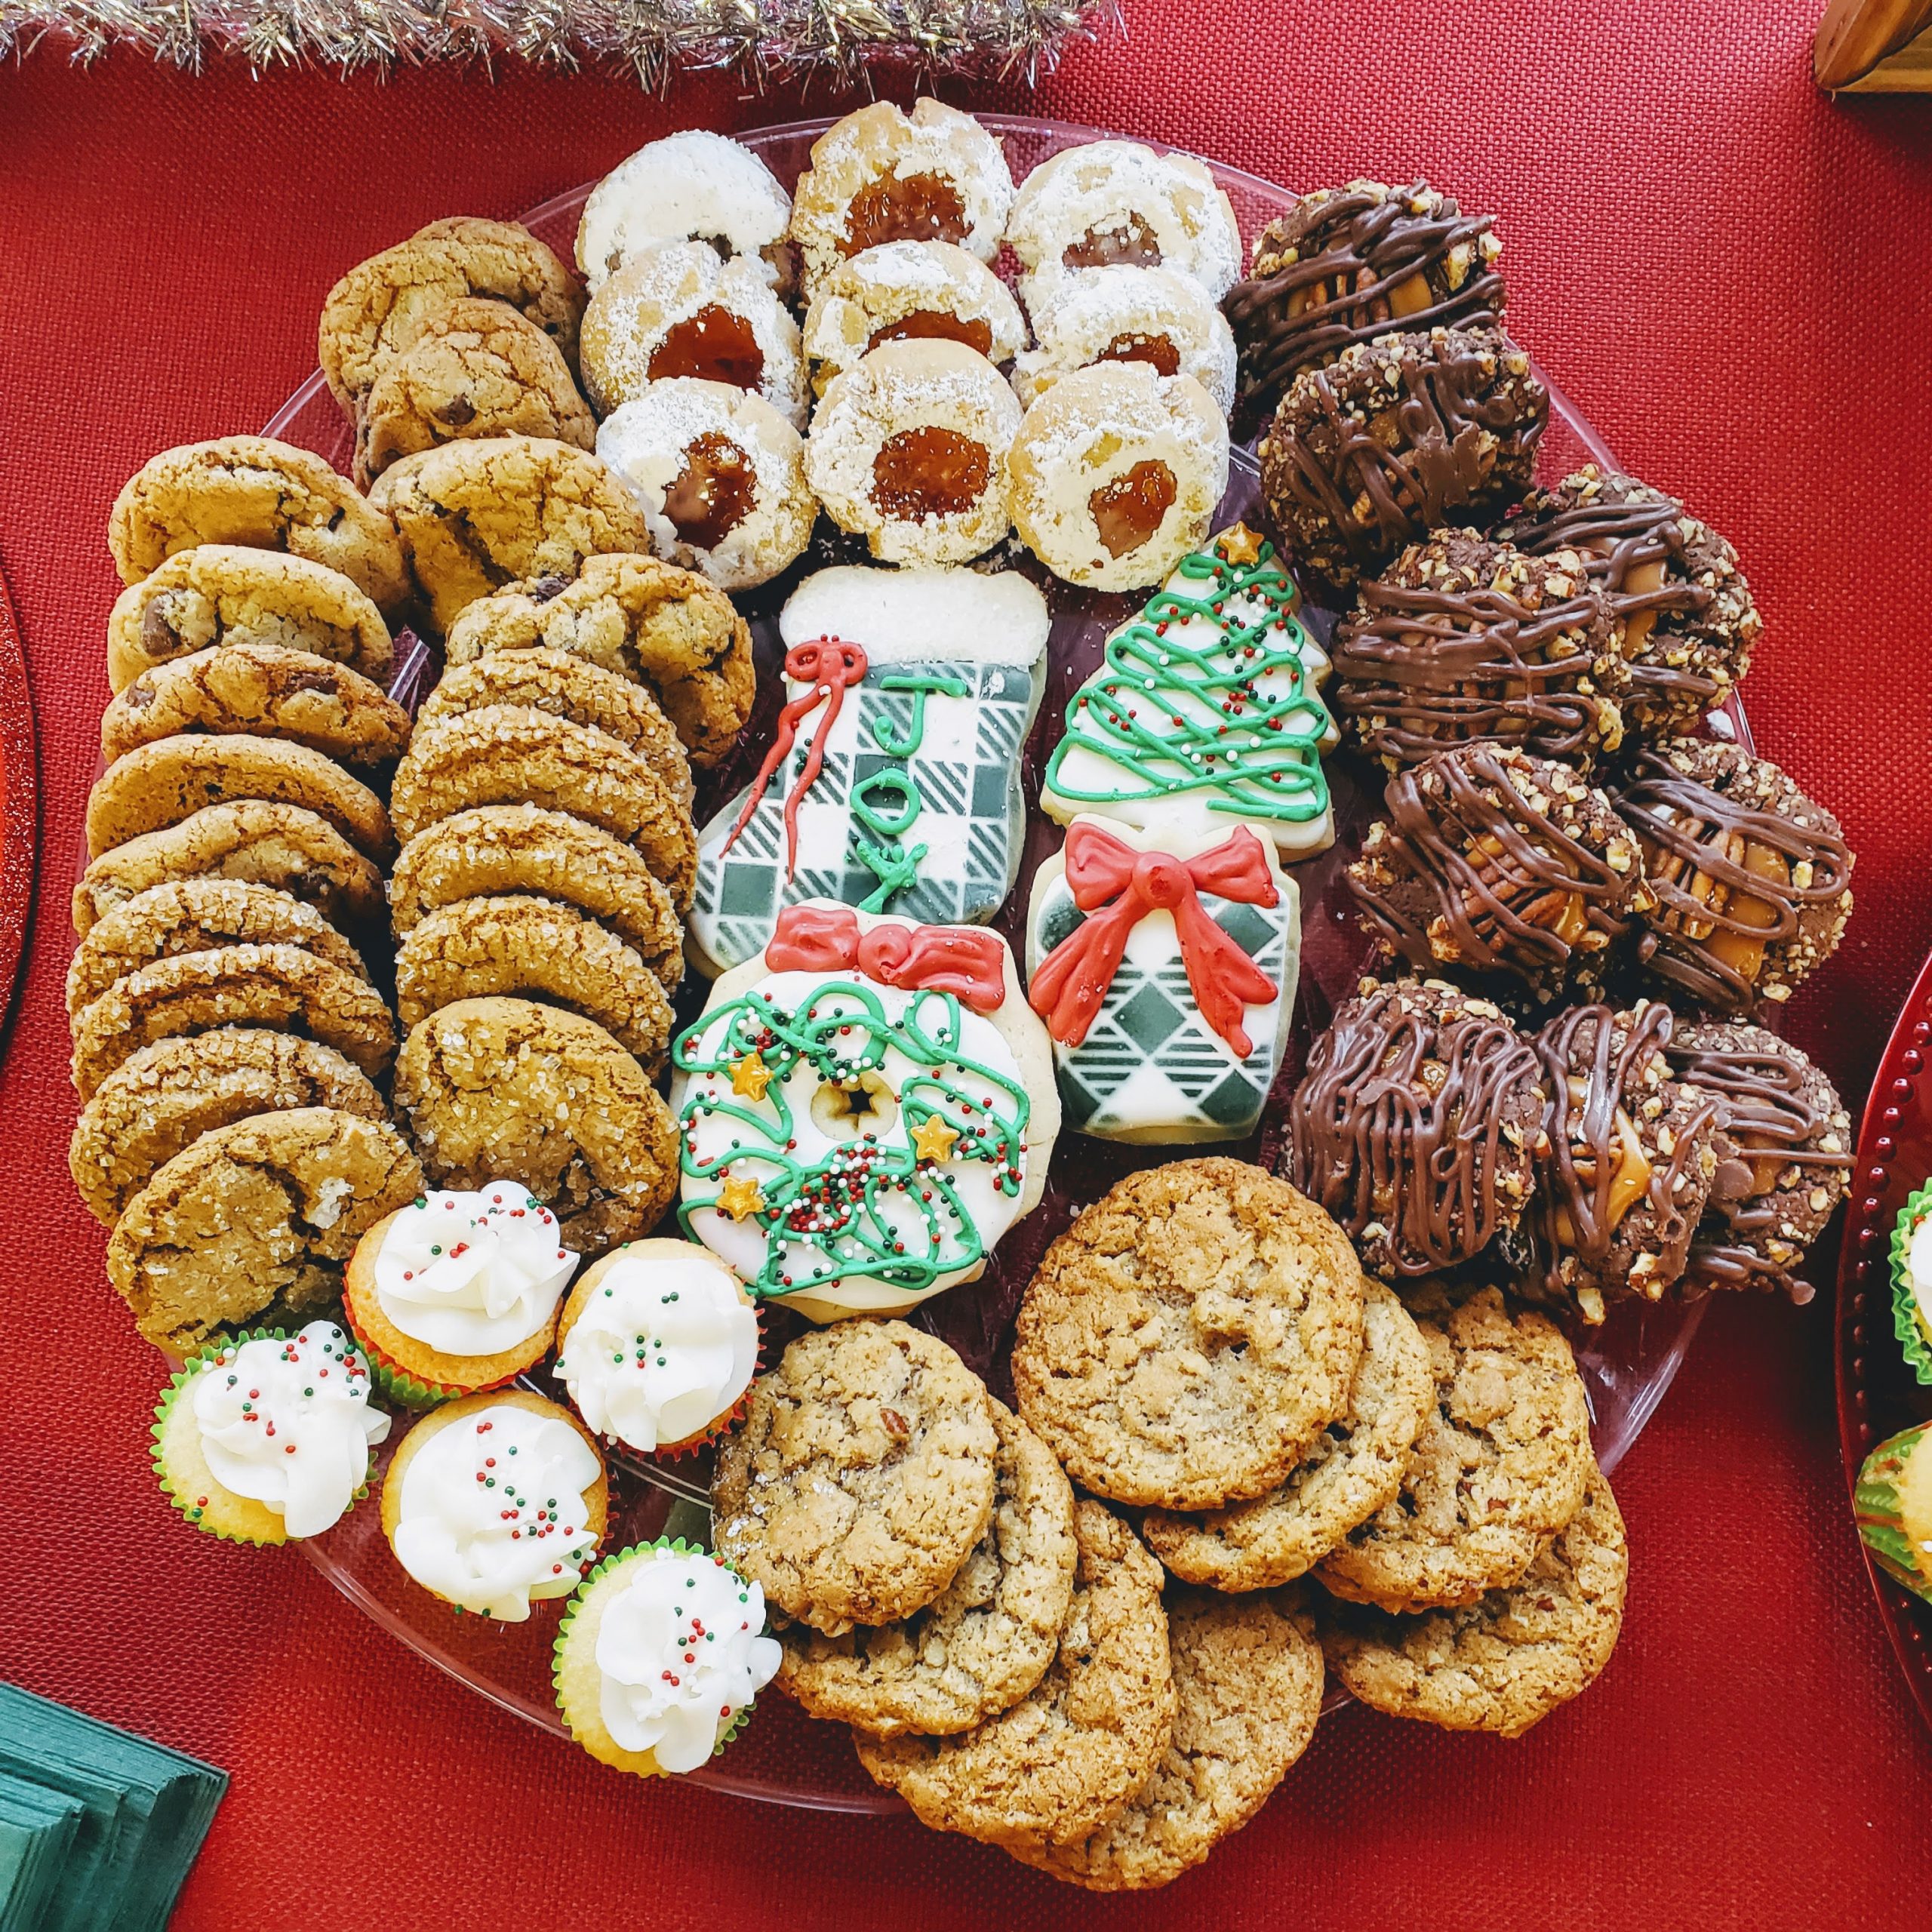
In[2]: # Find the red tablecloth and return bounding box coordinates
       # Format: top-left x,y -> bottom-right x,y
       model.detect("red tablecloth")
3,5 -> 1930,1923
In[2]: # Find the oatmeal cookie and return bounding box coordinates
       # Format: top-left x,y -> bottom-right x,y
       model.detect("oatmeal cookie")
69,940 -> 398,1098
1011,1586 -> 1323,1890
392,996 -> 678,1256
393,894 -> 674,1066
72,801 -> 386,938
387,804 -> 681,989
775,1398 -> 1077,1737
1011,1158 -> 1366,1511
854,1500 -> 1174,1849
69,1029 -> 386,1226
106,1106 -> 423,1354
1143,1278 -> 1432,1591
1316,1285 -> 1592,1613
388,705 -> 695,909
85,734 -> 393,863
441,551 -> 753,768
712,1320 -> 998,1635
1321,1465 -> 1627,1737
101,643 -> 409,770
107,437 -> 408,612
317,215 -> 583,409
366,436 -> 646,633
106,547 -> 393,695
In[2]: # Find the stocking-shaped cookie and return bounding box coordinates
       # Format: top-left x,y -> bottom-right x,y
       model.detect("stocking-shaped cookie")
688,566 -> 1051,977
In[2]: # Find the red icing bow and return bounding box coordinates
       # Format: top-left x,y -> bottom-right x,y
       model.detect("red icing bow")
1029,823 -> 1281,1055
765,904 -> 1009,1016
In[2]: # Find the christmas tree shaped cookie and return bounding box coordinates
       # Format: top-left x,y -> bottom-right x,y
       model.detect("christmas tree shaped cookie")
687,566 -> 1051,977
670,901 -> 1060,1324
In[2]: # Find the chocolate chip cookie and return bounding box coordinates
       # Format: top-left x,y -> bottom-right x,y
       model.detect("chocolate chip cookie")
391,995 -> 678,1256
106,547 -> 394,696
1143,1277 -> 1433,1591
776,1398 -> 1077,1737
1317,1286 -> 1592,1613
72,801 -> 386,937
387,804 -> 682,989
1012,1160 -> 1366,1511
712,1320 -> 998,1635
106,1106 -> 423,1353
854,1501 -> 1175,1849
69,1028 -> 387,1226
388,705 -> 695,909
366,436 -> 645,632
1321,1464 -> 1627,1737
107,437 -> 409,613
1011,1586 -> 1324,1890
441,551 -> 753,768
393,894 -> 674,1066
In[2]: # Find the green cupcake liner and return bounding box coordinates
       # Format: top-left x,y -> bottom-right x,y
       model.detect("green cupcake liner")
1889,1184 -> 1932,1389
1855,1423 -> 1932,1602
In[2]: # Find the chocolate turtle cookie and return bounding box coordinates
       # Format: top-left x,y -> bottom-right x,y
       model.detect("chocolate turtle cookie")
1331,532 -> 1626,771
1287,977 -> 1546,1278
1346,743 -> 1649,1005
101,644 -> 410,770
106,547 -> 393,695
440,551 -> 754,768
108,438 -> 409,612
1259,325 -> 1546,594
392,996 -> 678,1255
367,436 -> 646,633
106,1106 -> 423,1354
393,895 -> 674,1066
69,1028 -> 387,1226
1316,1285 -> 1593,1613
1320,1463 -> 1627,1737
1225,179 -> 1506,418
1615,738 -> 1855,1015
712,1319 -> 998,1635
854,1500 -> 1175,1850
72,801 -> 386,937
1505,465 -> 1761,739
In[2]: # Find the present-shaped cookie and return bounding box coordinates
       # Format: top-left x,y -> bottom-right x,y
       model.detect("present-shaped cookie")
1026,814 -> 1301,1143
688,566 -> 1051,977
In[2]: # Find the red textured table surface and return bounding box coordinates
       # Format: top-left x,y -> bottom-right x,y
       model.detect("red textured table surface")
3,5 -> 1930,1924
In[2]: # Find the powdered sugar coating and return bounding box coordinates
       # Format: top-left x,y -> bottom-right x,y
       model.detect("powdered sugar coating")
1012,265 -> 1237,411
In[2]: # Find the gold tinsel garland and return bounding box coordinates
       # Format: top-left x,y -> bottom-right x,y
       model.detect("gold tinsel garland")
0,0 -> 1120,83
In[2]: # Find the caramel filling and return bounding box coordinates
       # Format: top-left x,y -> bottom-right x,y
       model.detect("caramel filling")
867,310 -> 994,356
1466,835 -> 1588,946
1062,213 -> 1162,270
1553,1077 -> 1654,1244
1093,330 -> 1181,377
871,426 -> 990,521
843,172 -> 969,255
1620,558 -> 1666,654
1089,460 -> 1177,558
648,304 -> 765,391
1648,826 -> 1791,985
663,431 -> 756,552
1288,269 -> 1432,321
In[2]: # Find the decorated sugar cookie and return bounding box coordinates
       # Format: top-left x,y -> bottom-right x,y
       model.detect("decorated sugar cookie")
1038,525 -> 1339,859
687,565 -> 1051,979
1026,815 -> 1302,1143
669,901 -> 1060,1324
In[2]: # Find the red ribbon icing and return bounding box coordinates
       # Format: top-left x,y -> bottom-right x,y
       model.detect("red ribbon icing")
1028,822 -> 1281,1055
765,903 -> 1009,1015
717,637 -> 868,879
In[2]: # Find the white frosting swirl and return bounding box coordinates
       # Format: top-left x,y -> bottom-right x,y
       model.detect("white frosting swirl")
391,1402 -> 601,1620
558,1248 -> 759,1454
594,1547 -> 780,1774
188,1323 -> 389,1540
373,1183 -> 577,1357
1910,1211 -> 1932,1331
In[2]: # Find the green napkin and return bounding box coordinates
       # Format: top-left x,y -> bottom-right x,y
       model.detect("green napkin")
0,1774 -> 83,1932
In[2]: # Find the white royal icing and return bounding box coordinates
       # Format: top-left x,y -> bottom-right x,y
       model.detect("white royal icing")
188,1323 -> 389,1540
373,1183 -> 576,1358
592,1547 -> 780,1774
558,1247 -> 759,1454
391,1403 -> 601,1620
1910,1212 -> 1932,1334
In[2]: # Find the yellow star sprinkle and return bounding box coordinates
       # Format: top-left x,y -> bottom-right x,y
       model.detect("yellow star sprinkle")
717,1177 -> 768,1222
1215,522 -> 1265,567
730,1052 -> 773,1100
911,1115 -> 961,1164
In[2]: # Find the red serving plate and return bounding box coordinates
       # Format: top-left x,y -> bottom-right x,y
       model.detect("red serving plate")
0,563 -> 38,1053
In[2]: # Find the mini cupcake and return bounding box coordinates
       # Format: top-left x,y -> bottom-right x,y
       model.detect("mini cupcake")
152,1322 -> 389,1545
1890,1183 -> 1932,1386
1856,1423 -> 1932,1603
382,1389 -> 608,1620
553,1538 -> 780,1777
555,1239 -> 761,1457
343,1182 -> 577,1406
